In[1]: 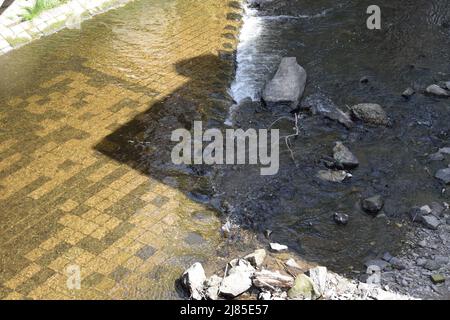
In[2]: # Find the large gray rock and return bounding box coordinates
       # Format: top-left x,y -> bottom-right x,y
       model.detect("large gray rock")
333,142 -> 359,169
181,262 -> 206,300
351,103 -> 390,126
362,195 -> 384,215
435,168 -> 450,184
303,93 -> 354,128
262,57 -> 307,110
426,84 -> 449,97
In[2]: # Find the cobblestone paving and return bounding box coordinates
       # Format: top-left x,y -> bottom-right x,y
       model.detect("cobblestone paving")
0,0 -> 241,299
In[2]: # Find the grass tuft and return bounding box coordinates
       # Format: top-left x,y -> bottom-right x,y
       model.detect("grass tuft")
22,0 -> 68,21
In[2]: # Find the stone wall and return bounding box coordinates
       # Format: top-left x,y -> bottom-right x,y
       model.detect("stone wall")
0,0 -> 134,55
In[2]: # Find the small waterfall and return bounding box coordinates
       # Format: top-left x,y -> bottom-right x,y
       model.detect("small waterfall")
226,3 -> 333,126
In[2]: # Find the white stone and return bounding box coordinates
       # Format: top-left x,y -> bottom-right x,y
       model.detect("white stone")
204,275 -> 222,300
181,262 -> 206,300
269,243 -> 288,252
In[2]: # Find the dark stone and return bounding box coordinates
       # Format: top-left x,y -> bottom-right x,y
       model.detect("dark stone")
333,212 -> 349,225
333,142 -> 359,169
424,260 -> 440,271
402,87 -> 415,99
362,195 -> 384,215
389,257 -> 406,270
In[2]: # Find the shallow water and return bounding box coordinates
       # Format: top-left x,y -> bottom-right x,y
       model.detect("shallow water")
0,0 -> 240,299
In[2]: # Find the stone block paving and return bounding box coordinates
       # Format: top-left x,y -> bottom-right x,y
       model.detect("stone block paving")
0,0 -> 241,299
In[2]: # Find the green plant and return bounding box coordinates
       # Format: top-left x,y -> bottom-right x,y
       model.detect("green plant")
22,0 -> 68,21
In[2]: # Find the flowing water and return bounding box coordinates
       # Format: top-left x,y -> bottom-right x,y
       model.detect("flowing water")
0,0 -> 449,299
221,0 -> 450,273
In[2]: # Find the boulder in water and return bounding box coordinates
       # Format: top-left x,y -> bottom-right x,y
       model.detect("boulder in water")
244,249 -> 267,268
303,93 -> 354,129
317,170 -> 352,183
362,195 -> 384,215
351,103 -> 390,126
262,57 -> 307,110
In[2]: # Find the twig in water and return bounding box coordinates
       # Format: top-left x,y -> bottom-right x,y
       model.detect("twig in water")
279,113 -> 301,162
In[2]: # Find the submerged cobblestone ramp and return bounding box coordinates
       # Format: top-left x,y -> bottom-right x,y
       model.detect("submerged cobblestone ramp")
0,0 -> 241,299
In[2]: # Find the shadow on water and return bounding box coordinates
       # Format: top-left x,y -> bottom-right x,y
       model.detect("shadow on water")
94,53 -> 235,201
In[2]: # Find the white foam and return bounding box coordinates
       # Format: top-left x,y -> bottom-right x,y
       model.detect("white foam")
229,5 -> 264,104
